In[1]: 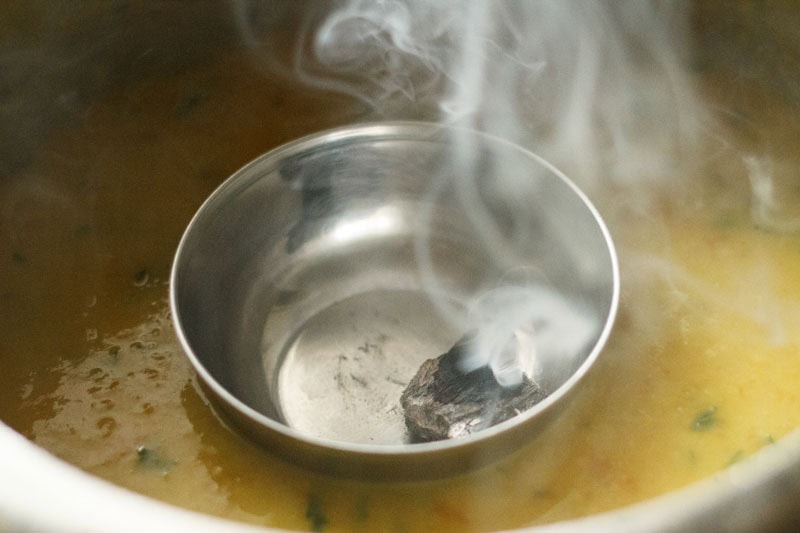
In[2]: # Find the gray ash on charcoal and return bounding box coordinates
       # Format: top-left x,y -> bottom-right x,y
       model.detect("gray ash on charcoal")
400,334 -> 547,442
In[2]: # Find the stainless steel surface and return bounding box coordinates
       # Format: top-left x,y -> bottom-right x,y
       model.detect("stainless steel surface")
170,122 -> 619,478
4,2 -> 800,531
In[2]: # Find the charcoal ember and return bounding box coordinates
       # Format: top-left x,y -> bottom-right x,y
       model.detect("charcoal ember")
400,335 -> 546,442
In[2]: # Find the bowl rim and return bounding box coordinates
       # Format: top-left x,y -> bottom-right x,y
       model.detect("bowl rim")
169,120 -> 621,463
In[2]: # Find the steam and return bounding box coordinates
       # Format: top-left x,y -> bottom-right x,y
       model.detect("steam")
745,154 -> 800,233
458,285 -> 598,389
237,0 -> 707,187
235,1 -> 709,386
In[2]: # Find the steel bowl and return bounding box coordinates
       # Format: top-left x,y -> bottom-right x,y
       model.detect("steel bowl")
6,2 -> 800,531
169,121 -> 619,479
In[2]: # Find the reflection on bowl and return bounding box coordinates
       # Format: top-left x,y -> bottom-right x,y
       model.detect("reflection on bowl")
170,121 -> 619,479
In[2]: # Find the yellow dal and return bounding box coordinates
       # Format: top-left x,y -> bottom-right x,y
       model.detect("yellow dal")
2,49 -> 800,532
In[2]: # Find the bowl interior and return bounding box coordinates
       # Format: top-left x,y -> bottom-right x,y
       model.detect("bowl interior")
171,122 -> 618,452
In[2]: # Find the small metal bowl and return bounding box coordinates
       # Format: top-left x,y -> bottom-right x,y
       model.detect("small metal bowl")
170,122 -> 619,480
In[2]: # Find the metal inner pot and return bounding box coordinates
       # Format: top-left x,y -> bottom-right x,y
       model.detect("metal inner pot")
3,2 -> 800,532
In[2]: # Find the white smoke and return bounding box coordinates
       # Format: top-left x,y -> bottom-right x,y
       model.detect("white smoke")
237,0 -> 708,188
745,154 -> 800,233
458,284 -> 599,389
234,0 -> 709,387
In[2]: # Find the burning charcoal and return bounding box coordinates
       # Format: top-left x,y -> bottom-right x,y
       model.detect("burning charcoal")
400,335 -> 546,442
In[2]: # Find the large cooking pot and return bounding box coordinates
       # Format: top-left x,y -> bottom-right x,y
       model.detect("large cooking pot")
2,2 -> 800,531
